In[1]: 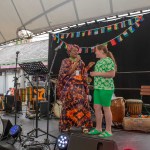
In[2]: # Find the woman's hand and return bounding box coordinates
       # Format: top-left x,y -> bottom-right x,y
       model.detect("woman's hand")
88,62 -> 95,68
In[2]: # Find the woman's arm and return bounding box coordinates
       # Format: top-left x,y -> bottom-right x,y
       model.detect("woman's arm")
90,70 -> 115,78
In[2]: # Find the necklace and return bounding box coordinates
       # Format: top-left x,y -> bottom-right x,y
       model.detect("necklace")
69,57 -> 76,62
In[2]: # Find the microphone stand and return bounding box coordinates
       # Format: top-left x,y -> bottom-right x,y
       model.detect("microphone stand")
14,51 -> 19,125
45,48 -> 58,143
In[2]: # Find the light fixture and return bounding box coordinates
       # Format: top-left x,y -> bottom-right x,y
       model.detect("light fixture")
78,23 -> 86,26
118,13 -> 129,17
130,11 -> 141,15
56,134 -> 69,150
96,18 -> 106,22
107,16 -> 117,20
142,9 -> 150,13
87,20 -> 95,24
7,125 -> 22,145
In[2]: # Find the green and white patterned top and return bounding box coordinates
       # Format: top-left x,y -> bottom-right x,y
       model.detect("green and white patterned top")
94,57 -> 115,90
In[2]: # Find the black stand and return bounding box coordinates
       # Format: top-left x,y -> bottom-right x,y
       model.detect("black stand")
14,51 -> 20,125
19,61 -> 56,147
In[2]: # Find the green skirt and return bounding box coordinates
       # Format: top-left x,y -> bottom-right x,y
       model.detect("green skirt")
94,89 -> 114,107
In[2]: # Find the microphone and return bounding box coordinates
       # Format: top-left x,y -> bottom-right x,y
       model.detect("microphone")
16,51 -> 20,54
55,45 -> 61,51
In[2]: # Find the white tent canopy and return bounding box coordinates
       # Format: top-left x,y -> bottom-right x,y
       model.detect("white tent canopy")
0,0 -> 150,44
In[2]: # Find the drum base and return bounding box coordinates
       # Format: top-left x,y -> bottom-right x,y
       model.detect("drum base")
123,117 -> 150,132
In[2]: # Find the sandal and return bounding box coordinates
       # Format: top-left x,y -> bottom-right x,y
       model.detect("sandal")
61,128 -> 70,132
88,128 -> 102,135
82,128 -> 89,134
98,131 -> 112,138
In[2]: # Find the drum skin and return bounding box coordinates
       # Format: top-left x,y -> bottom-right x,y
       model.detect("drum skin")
53,100 -> 62,118
126,99 -> 143,116
111,97 -> 125,125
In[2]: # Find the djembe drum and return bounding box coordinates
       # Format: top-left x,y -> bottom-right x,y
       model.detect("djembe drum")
111,97 -> 125,126
126,99 -> 143,117
19,88 -> 26,102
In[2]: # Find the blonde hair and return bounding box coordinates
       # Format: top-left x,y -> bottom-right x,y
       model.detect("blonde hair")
96,44 -> 117,72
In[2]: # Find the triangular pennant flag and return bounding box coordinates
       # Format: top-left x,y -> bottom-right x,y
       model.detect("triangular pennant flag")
91,47 -> 95,53
103,42 -> 108,47
53,35 -> 56,41
61,34 -> 65,39
114,24 -> 118,30
76,32 -> 80,38
82,32 -> 85,37
110,39 -> 117,46
88,30 -> 92,36
56,38 -> 60,43
56,33 -> 59,38
116,35 -> 123,42
122,31 -> 129,37
128,19 -> 132,26
71,32 -> 74,38
135,22 -> 140,28
107,25 -> 112,32
66,33 -> 70,38
94,29 -> 99,35
121,21 -> 126,28
128,26 -> 135,33
135,17 -> 139,22
85,48 -> 89,53
65,43 -> 68,49
138,16 -> 144,22
101,27 -> 105,33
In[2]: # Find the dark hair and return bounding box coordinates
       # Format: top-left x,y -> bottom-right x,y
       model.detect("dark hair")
96,44 -> 117,72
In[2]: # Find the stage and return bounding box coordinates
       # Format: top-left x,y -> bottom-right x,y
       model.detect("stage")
0,111 -> 150,150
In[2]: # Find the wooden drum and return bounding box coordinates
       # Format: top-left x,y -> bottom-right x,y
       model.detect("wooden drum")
19,88 -> 26,102
111,97 -> 125,125
26,87 -> 33,101
126,99 -> 143,116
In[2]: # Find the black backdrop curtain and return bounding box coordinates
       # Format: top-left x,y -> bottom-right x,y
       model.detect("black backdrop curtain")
48,14 -> 150,103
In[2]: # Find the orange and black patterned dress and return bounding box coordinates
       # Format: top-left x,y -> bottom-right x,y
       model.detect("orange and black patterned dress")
57,58 -> 93,131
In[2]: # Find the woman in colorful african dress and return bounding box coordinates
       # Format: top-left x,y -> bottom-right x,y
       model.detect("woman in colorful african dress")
57,44 -> 94,133
88,44 -> 117,138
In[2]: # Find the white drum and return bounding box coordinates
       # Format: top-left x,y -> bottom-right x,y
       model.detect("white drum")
53,100 -> 62,118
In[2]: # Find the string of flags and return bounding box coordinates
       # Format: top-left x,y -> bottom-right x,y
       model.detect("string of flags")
52,16 -> 144,53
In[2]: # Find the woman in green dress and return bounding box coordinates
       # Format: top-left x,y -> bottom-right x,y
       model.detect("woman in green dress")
88,44 -> 117,138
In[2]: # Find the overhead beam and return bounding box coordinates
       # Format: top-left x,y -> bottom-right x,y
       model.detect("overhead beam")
19,0 -> 72,29
72,0 -> 79,22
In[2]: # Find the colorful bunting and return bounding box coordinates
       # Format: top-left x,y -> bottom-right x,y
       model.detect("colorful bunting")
101,27 -> 105,33
76,32 -> 80,38
128,26 -> 135,33
52,16 -> 143,53
122,31 -> 129,37
94,29 -> 99,35
114,24 -> 118,30
116,36 -> 123,42
71,32 -> 74,38
135,22 -> 140,27
128,19 -> 132,26
82,32 -> 86,37
110,39 -> 117,46
107,25 -> 112,32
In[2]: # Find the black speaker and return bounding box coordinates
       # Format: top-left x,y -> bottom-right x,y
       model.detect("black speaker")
4,95 -> 14,112
40,101 -> 48,116
0,119 -> 13,141
67,134 -> 118,150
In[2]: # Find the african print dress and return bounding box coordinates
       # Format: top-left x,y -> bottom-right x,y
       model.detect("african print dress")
57,58 -> 93,131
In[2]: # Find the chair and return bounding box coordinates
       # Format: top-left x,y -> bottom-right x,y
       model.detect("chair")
140,85 -> 150,97
140,85 -> 150,114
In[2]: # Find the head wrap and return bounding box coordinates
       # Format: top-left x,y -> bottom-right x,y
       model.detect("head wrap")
67,44 -> 81,54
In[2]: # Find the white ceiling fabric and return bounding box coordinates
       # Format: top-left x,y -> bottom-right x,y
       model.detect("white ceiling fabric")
0,0 -> 150,44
